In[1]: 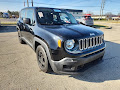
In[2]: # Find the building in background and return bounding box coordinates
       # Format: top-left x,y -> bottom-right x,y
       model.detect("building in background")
111,15 -> 120,20
66,9 -> 83,17
92,15 -> 120,20
92,15 -> 106,20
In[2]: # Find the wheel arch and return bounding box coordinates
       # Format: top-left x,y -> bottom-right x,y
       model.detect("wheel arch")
34,36 -> 50,52
16,25 -> 20,31
34,36 -> 58,72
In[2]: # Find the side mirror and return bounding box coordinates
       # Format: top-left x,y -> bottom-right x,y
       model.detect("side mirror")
23,18 -> 31,24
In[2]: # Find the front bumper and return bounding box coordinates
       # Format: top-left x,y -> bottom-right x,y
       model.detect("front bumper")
51,47 -> 105,74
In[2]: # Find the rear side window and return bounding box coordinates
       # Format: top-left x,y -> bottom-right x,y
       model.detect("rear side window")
26,9 -> 34,25
20,10 -> 26,20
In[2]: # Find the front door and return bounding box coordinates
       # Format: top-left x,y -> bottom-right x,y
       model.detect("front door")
24,9 -> 35,46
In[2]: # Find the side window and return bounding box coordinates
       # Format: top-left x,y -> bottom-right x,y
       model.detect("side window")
26,9 -> 34,25
20,10 -> 26,20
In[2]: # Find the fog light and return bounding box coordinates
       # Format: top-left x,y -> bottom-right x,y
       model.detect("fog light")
65,59 -> 74,62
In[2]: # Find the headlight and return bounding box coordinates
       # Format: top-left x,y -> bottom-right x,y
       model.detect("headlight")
65,40 -> 75,50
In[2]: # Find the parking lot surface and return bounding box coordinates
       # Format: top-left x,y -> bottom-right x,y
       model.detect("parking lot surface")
0,22 -> 120,90
0,18 -> 17,23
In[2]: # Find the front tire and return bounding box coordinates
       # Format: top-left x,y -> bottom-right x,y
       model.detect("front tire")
36,45 -> 51,73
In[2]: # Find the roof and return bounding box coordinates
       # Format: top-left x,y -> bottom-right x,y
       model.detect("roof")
21,7 -> 83,12
65,9 -> 83,12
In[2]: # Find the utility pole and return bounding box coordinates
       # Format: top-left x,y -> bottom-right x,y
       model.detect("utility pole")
31,0 -> 33,7
99,0 -> 102,20
24,1 -> 25,7
100,0 -> 105,20
27,0 -> 29,7
102,0 -> 105,18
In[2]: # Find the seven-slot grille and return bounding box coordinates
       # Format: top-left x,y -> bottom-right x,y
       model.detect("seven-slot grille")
79,35 -> 104,50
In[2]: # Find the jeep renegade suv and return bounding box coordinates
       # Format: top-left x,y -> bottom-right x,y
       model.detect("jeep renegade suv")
16,7 -> 105,74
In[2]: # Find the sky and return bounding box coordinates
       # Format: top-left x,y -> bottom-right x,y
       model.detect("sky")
0,0 -> 120,15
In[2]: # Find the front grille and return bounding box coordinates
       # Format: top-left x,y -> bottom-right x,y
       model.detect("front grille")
79,36 -> 104,50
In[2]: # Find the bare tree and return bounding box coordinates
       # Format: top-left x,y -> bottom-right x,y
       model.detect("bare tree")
0,12 -> 3,17
86,11 -> 94,15
0,12 -> 3,15
7,10 -> 11,15
105,12 -> 113,20
105,12 -> 113,16
118,13 -> 120,16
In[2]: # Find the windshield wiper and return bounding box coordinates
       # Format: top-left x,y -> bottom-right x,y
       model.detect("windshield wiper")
40,23 -> 63,25
54,23 -> 63,25
40,23 -> 53,25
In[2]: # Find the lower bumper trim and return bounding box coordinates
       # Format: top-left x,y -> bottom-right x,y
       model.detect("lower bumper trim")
51,48 -> 105,74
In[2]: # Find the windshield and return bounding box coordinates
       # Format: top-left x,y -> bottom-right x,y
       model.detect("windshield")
36,8 -> 77,25
75,16 -> 82,19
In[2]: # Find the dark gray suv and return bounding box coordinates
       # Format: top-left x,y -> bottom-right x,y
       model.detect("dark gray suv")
16,7 -> 105,74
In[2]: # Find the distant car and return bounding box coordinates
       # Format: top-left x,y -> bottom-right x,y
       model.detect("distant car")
12,15 -> 16,18
3,13 -> 9,18
75,14 -> 94,26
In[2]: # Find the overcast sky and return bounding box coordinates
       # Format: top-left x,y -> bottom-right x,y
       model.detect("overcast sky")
0,0 -> 120,15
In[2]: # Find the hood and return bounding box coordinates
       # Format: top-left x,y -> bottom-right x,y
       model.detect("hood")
40,24 -> 103,39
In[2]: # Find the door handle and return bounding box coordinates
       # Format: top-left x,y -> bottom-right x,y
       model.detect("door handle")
30,28 -> 33,32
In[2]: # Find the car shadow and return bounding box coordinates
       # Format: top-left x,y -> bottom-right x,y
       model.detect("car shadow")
0,25 -> 17,33
92,25 -> 112,29
68,41 -> 120,82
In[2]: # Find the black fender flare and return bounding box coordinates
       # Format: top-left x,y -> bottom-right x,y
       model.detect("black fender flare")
16,25 -> 20,31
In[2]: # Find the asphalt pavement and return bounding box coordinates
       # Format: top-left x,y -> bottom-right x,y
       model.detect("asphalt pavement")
0,22 -> 120,90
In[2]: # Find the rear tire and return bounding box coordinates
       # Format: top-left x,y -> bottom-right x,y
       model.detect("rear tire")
36,45 -> 51,73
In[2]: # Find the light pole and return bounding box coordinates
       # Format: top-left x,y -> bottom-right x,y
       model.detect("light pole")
24,1 -> 25,7
31,0 -> 33,7
100,0 -> 105,20
27,0 -> 29,7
